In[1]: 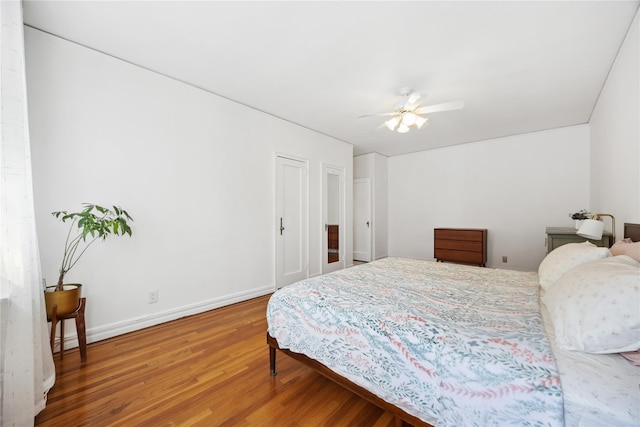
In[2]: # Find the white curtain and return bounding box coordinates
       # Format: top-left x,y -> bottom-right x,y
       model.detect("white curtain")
0,1 -> 56,425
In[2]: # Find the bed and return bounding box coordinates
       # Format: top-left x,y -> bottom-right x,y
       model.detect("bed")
267,223 -> 640,426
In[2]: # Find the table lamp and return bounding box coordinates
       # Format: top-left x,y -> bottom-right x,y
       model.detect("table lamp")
577,213 -> 615,243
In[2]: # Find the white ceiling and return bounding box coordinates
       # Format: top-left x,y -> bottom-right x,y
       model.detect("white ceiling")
23,1 -> 639,157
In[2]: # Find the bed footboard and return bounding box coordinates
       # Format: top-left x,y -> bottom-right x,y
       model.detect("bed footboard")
266,332 -> 432,427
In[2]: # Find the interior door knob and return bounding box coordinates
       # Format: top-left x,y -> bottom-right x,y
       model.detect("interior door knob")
366,221 -> 370,228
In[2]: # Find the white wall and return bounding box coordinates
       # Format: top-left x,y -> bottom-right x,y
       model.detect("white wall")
25,28 -> 352,344
388,125 -> 590,271
590,9 -> 640,236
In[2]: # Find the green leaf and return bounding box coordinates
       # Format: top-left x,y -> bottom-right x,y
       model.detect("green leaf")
54,203 -> 134,275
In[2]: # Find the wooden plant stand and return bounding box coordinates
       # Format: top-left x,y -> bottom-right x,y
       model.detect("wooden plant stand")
49,297 -> 87,362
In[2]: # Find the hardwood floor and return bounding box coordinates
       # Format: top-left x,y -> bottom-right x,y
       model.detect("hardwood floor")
36,295 -> 396,426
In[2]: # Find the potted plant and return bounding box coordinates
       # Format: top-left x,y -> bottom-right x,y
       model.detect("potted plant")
569,209 -> 592,229
44,204 -> 133,318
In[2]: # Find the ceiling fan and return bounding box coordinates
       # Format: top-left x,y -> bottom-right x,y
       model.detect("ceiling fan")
358,88 -> 465,134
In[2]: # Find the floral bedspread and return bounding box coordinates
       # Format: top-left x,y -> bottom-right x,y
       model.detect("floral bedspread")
267,257 -> 563,426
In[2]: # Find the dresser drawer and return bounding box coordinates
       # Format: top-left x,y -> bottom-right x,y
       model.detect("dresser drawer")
434,239 -> 483,252
435,229 -> 484,241
434,248 -> 485,265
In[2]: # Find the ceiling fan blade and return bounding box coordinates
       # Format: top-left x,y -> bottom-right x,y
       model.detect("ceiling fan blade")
357,112 -> 398,118
375,122 -> 390,131
415,100 -> 465,115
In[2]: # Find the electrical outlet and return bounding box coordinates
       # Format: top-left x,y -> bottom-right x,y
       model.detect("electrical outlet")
148,290 -> 158,304
502,256 -> 508,263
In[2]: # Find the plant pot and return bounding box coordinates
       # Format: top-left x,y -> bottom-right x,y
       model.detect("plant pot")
44,284 -> 82,319
575,220 -> 585,229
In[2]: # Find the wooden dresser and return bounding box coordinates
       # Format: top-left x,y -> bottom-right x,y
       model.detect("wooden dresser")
327,225 -> 339,263
434,228 -> 488,267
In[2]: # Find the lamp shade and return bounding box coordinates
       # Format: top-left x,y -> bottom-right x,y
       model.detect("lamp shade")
385,116 -> 400,131
577,219 -> 604,240
396,123 -> 410,133
415,116 -> 428,128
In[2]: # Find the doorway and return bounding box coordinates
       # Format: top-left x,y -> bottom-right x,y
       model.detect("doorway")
323,165 -> 345,274
275,156 -> 308,288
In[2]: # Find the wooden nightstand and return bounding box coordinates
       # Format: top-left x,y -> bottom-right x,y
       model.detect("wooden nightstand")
545,227 -> 613,253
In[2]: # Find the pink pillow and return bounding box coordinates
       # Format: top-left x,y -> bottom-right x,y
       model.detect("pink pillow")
620,350 -> 640,366
610,239 -> 640,262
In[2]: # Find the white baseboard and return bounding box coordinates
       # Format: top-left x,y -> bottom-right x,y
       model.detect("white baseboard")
53,285 -> 275,352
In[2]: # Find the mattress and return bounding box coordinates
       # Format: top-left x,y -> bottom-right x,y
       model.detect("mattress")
267,257 -> 564,426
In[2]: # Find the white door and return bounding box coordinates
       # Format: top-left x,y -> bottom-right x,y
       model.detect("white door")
276,156 -> 307,288
353,178 -> 372,262
323,165 -> 345,274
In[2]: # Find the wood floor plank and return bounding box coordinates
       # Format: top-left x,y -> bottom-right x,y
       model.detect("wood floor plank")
35,295 -> 396,426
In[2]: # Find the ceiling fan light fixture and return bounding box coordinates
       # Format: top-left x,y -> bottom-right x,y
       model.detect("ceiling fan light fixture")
385,116 -> 400,131
396,123 -> 410,134
358,88 -> 464,134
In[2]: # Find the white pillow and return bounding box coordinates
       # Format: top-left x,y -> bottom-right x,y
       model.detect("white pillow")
538,242 -> 610,290
541,255 -> 640,354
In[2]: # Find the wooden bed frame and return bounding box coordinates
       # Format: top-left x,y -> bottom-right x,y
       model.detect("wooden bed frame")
624,222 -> 640,242
267,333 -> 432,427
267,223 -> 640,427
